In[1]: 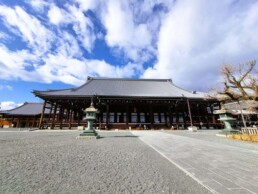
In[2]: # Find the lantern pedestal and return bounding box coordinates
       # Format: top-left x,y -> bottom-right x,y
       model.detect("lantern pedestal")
79,129 -> 98,137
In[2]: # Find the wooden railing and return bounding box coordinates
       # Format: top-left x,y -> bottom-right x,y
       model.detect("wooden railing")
241,127 -> 258,134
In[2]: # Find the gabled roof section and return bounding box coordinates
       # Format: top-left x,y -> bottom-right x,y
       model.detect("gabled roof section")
33,77 -> 206,99
3,102 -> 50,116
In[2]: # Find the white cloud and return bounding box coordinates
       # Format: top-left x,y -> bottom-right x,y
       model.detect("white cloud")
66,5 -> 96,52
34,54 -> 142,86
56,31 -> 81,58
26,0 -> 49,12
0,101 -> 20,110
100,0 -> 158,63
48,5 -> 65,25
143,0 -> 258,90
1,0 -> 258,92
0,5 -> 54,54
75,0 -> 98,11
0,44 -> 38,80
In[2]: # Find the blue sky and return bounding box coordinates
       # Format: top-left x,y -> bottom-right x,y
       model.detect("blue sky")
0,0 -> 258,110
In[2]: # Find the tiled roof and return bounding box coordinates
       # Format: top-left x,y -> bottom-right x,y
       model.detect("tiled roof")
33,77 -> 206,99
3,102 -> 50,116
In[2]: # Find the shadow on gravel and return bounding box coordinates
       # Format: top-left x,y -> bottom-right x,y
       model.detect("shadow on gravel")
98,135 -> 138,139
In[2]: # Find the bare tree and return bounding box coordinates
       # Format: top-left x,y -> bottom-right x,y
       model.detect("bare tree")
218,60 -> 257,102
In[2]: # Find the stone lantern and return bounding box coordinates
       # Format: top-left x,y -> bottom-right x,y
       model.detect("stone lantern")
79,101 -> 98,137
213,105 -> 237,135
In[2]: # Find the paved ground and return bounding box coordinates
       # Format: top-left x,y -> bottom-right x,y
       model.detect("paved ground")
132,130 -> 258,194
0,130 -> 210,194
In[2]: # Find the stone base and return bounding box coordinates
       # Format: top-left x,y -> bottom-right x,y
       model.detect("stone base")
77,129 -> 99,139
219,128 -> 239,135
76,135 -> 97,140
79,129 -> 98,137
188,126 -> 198,132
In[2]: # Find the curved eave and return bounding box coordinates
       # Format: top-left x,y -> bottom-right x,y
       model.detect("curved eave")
33,93 -> 207,101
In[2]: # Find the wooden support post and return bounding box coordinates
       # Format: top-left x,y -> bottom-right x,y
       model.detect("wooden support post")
106,104 -> 110,129
17,119 -> 20,128
186,98 -> 193,127
126,105 -> 129,128
168,106 -> 172,128
99,111 -> 103,128
77,112 -> 81,126
164,112 -> 167,125
38,100 -> 46,129
69,110 -> 72,129
158,112 -> 161,123
149,104 -> 154,129
32,116 -> 35,127
114,111 -> 117,123
51,104 -> 57,129
49,103 -> 53,121
60,107 -> 63,129
137,110 -> 140,124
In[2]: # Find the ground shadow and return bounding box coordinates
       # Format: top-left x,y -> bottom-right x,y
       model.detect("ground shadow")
97,135 -> 138,139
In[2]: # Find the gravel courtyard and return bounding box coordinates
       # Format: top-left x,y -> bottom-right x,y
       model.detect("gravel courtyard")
0,131 -> 210,194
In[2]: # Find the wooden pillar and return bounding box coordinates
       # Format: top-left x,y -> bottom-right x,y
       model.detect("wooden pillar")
106,104 -> 110,129
158,112 -> 161,123
164,112 -> 167,125
49,103 -> 53,121
76,112 -> 81,126
32,116 -> 35,127
26,117 -> 29,128
69,110 -> 72,129
137,110 -> 140,123
51,104 -> 57,129
186,99 -> 193,127
65,109 -> 68,123
182,113 -> 186,129
149,104 -> 154,129
168,105 -> 172,128
114,111 -> 117,123
59,107 -> 63,129
38,100 -> 47,129
197,103 -> 200,124
175,103 -> 179,129
126,104 -> 129,128
17,119 -> 20,128
99,111 -> 103,128
204,103 -> 210,128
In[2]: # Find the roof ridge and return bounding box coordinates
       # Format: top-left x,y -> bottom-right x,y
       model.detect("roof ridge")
88,76 -> 172,82
25,102 -> 44,104
72,78 -> 93,91
5,102 -> 26,112
168,82 -> 201,95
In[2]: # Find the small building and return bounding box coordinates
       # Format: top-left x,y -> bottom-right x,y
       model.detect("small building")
0,102 -> 50,128
33,77 -> 221,130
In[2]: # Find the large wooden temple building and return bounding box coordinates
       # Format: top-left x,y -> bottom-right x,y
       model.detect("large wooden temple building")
0,102 -> 50,128
32,77 -> 221,130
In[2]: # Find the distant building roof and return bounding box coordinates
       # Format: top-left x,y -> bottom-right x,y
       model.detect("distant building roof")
33,77 -> 206,99
2,102 -> 50,116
